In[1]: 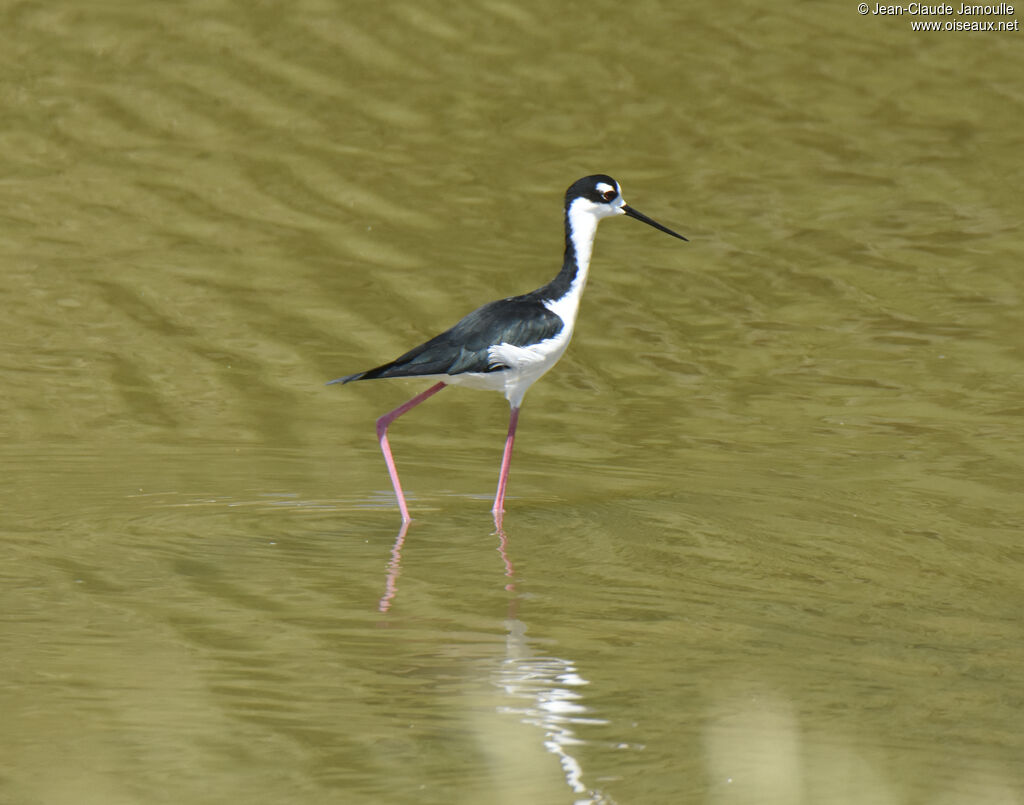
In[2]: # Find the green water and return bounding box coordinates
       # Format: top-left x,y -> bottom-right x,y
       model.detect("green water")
2,2 -> 1022,803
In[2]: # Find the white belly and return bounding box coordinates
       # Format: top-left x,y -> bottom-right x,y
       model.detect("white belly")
447,326 -> 573,408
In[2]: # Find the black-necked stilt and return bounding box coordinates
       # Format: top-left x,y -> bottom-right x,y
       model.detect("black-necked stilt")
330,175 -> 686,527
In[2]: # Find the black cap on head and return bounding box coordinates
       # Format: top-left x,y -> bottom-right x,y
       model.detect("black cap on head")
566,174 -> 620,204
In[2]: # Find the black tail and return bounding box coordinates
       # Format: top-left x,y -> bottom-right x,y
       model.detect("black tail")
325,372 -> 366,386
325,361 -> 413,385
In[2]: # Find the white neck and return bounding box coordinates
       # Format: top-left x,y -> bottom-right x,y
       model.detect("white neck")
544,200 -> 605,329
567,198 -> 601,281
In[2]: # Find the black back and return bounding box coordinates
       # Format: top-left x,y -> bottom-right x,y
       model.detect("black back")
331,295 -> 563,384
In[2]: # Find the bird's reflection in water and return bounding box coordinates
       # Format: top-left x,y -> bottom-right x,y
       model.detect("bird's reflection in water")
496,617 -> 618,805
495,528 -> 618,803
376,522 -> 619,803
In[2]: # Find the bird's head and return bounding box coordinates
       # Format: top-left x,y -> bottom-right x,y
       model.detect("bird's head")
565,174 -> 687,241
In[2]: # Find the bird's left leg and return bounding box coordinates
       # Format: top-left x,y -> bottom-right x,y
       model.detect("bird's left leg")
376,382 -> 447,523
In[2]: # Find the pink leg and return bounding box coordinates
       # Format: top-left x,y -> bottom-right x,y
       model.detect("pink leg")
376,382 -> 446,523
491,405 -> 520,527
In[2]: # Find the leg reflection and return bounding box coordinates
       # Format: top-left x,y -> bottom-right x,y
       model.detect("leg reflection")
378,520 -> 409,614
496,526 -> 516,593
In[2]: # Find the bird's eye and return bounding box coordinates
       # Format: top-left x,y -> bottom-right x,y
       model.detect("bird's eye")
601,189 -> 616,202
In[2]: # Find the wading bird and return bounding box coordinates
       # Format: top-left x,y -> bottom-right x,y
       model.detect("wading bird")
330,175 -> 686,527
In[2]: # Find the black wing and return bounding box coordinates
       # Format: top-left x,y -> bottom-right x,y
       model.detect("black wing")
329,296 -> 564,384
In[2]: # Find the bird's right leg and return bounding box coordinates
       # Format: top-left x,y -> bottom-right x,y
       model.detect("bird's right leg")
491,405 -> 521,531
375,382 -> 447,523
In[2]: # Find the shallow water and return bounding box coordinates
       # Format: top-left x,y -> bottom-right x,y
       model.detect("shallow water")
2,2 -> 1023,803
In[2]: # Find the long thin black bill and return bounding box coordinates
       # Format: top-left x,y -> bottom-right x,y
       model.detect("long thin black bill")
622,204 -> 688,241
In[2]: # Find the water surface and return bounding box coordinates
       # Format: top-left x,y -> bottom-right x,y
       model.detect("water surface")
2,2 -> 1022,803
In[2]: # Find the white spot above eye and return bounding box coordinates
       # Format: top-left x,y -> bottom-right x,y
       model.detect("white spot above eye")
595,182 -> 617,199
